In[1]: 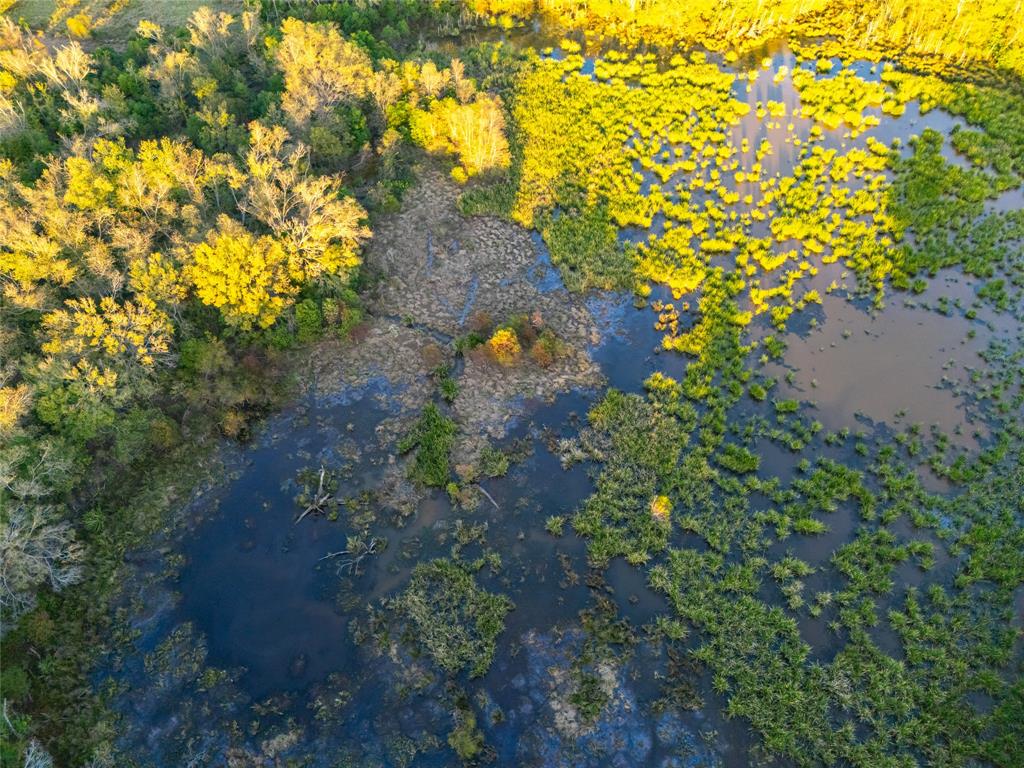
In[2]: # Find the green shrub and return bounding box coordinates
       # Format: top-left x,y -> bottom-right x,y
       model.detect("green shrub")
295,299 -> 323,343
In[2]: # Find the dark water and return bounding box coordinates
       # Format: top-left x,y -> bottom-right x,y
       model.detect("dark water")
106,44 -> 1021,768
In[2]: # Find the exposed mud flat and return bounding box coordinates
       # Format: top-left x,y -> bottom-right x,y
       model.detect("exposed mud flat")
361,167 -> 604,462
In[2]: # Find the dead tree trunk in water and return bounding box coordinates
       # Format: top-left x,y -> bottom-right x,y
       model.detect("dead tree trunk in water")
295,466 -> 332,524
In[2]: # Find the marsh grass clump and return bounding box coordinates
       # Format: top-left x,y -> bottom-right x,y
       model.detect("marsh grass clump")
571,385 -> 693,566
398,405 -> 457,487
477,444 -> 510,477
716,443 -> 760,474
541,203 -> 635,291
392,558 -> 513,678
545,515 -> 566,536
432,364 -> 460,403
568,596 -> 636,725
447,693 -> 485,760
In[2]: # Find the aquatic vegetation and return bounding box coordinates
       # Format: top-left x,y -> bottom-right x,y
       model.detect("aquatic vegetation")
477,444 -> 511,477
545,515 -> 566,536
447,694 -> 485,760
585,360 -> 1024,764
434,364 -> 460,402
790,67 -> 892,133
566,596 -> 636,726
885,128 -> 1024,305
391,558 -> 514,678
540,202 -> 635,291
571,385 -> 694,566
502,45 -> 1024,335
398,404 -> 457,487
472,0 -> 1024,78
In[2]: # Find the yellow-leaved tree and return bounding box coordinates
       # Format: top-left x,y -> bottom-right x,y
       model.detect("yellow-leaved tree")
447,94 -> 511,177
411,94 -> 510,179
41,295 -> 174,379
1,137 -> 212,308
186,216 -> 294,330
241,123 -> 370,285
275,17 -> 373,129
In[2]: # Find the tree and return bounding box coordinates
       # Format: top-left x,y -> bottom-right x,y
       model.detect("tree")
0,380 -> 32,437
241,123 -> 370,285
418,60 -> 449,99
0,437 -> 82,633
0,162 -> 77,312
276,18 -> 373,130
447,94 -> 511,176
21,740 -> 55,768
127,252 -> 188,316
185,216 -> 294,330
0,20 -> 105,136
0,501 -> 84,632
41,296 -> 174,381
410,94 -> 511,179
1,137 -> 210,307
368,65 -> 405,124
450,58 -> 475,103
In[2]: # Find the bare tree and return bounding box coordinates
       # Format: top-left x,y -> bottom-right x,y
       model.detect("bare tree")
295,466 -> 332,524
320,534 -> 384,575
21,740 -> 54,768
0,502 -> 84,633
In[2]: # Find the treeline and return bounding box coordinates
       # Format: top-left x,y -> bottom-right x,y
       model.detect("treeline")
471,0 -> 1024,77
0,4 -> 509,764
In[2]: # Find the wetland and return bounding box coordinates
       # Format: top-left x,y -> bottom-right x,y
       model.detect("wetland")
1,2 -> 1022,767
